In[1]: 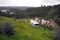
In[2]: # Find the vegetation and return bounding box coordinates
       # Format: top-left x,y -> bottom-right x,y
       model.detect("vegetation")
0,16 -> 53,40
0,4 -> 60,19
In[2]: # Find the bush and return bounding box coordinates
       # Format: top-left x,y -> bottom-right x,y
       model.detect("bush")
53,26 -> 60,40
0,22 -> 14,35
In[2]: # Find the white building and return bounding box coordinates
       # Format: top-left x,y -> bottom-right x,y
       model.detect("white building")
1,10 -> 7,13
9,12 -> 14,14
41,19 -> 50,25
41,19 -> 46,25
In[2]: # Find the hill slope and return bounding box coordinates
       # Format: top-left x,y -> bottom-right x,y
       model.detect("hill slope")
0,16 -> 53,40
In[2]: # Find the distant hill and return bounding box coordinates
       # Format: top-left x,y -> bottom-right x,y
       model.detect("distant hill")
0,6 -> 30,10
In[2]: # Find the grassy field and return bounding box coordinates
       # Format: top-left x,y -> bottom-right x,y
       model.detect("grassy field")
0,16 -> 53,40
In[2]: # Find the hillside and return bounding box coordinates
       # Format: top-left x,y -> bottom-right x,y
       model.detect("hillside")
0,16 -> 53,40
0,4 -> 60,19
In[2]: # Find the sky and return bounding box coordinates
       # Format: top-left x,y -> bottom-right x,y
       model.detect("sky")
0,0 -> 60,7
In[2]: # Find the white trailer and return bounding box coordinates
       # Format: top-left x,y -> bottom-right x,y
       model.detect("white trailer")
30,20 -> 39,27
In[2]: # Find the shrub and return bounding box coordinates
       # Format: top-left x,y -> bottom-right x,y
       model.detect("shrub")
0,22 -> 14,35
53,26 -> 60,40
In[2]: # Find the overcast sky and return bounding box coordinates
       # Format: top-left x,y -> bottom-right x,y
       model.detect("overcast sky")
0,0 -> 60,7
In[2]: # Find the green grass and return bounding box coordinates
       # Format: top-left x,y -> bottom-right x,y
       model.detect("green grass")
0,16 -> 53,40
